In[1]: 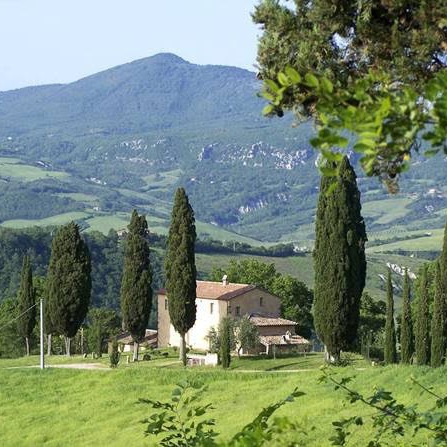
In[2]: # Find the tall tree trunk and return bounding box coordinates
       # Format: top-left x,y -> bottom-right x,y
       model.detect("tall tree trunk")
25,337 -> 30,356
47,333 -> 52,356
133,341 -> 139,362
324,346 -> 340,364
65,336 -> 71,356
180,334 -> 187,366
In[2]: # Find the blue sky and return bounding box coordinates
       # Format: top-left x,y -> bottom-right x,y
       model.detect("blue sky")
0,0 -> 261,91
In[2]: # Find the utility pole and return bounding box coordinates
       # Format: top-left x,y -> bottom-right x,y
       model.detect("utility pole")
40,298 -> 45,370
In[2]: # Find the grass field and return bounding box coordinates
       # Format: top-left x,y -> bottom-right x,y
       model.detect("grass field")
362,197 -> 413,225
0,212 -> 91,229
0,158 -> 68,182
0,354 -> 446,446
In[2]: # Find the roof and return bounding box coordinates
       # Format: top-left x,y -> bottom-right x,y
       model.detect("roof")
116,329 -> 157,345
158,280 -> 256,301
260,335 -> 311,346
249,314 -> 297,327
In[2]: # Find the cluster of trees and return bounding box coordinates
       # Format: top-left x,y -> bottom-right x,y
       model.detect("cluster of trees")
383,224 -> 447,367
0,208 -> 158,358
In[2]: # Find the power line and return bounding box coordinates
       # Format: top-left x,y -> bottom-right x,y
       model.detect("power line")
0,302 -> 38,332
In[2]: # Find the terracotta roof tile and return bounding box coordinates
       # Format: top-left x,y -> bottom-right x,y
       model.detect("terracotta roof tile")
249,314 -> 297,326
158,281 -> 256,301
260,335 -> 311,346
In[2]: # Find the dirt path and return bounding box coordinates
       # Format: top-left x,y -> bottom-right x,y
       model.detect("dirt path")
6,363 -> 110,370
48,363 -> 110,370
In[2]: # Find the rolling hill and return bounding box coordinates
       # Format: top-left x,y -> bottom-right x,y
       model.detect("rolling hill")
0,53 -> 445,250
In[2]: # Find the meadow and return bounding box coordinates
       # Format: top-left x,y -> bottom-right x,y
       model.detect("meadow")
1,353 -> 446,446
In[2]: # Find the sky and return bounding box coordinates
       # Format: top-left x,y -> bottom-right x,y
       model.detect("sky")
0,0 -> 261,92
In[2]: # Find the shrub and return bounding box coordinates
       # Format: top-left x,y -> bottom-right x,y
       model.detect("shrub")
109,339 -> 120,368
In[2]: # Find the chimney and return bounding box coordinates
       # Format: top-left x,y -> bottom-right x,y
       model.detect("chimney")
222,274 -> 228,286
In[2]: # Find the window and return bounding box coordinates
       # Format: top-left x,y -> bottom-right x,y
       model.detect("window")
165,299 -> 168,310
227,305 -> 232,315
236,306 -> 240,316
210,302 -> 214,314
260,297 -> 264,307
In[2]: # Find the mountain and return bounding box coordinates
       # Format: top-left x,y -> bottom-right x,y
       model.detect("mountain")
0,53 -> 445,246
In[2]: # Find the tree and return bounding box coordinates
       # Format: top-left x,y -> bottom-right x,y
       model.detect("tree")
358,292 -> 386,360
47,222 -> 91,356
165,188 -> 197,367
219,316 -> 233,369
235,316 -> 260,357
313,156 -> 367,362
0,298 -> 22,358
210,259 -> 277,290
253,1 -> 447,187
415,264 -> 430,365
120,210 -> 152,362
109,338 -> 120,368
271,274 -> 313,339
87,307 -> 120,357
384,269 -> 396,364
16,256 -> 36,356
431,261 -> 445,367
400,270 -> 414,364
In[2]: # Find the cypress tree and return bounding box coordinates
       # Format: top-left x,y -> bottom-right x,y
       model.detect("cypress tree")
440,216 -> 447,341
47,222 -> 91,356
17,255 -> 36,356
120,210 -> 152,362
400,270 -> 414,364
314,156 -> 367,362
384,269 -> 396,364
431,261 -> 445,367
165,188 -> 197,366
219,316 -> 232,369
415,264 -> 430,365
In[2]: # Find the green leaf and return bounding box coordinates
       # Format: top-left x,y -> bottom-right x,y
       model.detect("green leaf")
304,73 -> 319,89
277,72 -> 290,87
263,104 -> 275,116
320,77 -> 333,94
264,79 -> 279,93
260,91 -> 275,102
284,66 -> 301,84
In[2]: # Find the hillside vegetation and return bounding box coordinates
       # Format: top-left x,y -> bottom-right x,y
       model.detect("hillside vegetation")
0,54 -> 445,244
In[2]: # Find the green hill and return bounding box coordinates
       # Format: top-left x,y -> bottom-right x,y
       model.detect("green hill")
0,53 -> 445,246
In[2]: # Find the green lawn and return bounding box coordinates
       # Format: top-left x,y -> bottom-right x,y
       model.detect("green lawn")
0,354 -> 446,446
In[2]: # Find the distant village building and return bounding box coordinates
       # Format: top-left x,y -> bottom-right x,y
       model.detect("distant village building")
113,329 -> 157,352
157,279 -> 310,354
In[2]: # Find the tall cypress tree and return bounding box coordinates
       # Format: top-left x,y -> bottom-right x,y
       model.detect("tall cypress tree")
165,188 -> 197,366
120,210 -> 152,362
47,222 -> 91,356
314,156 -> 367,362
400,270 -> 414,364
17,256 -> 36,356
415,264 -> 430,365
431,261 -> 445,367
384,269 -> 396,364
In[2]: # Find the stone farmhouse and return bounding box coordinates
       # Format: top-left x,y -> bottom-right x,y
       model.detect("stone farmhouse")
157,278 -> 310,354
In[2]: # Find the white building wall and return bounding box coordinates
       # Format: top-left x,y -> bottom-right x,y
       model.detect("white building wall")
167,298 -> 222,351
